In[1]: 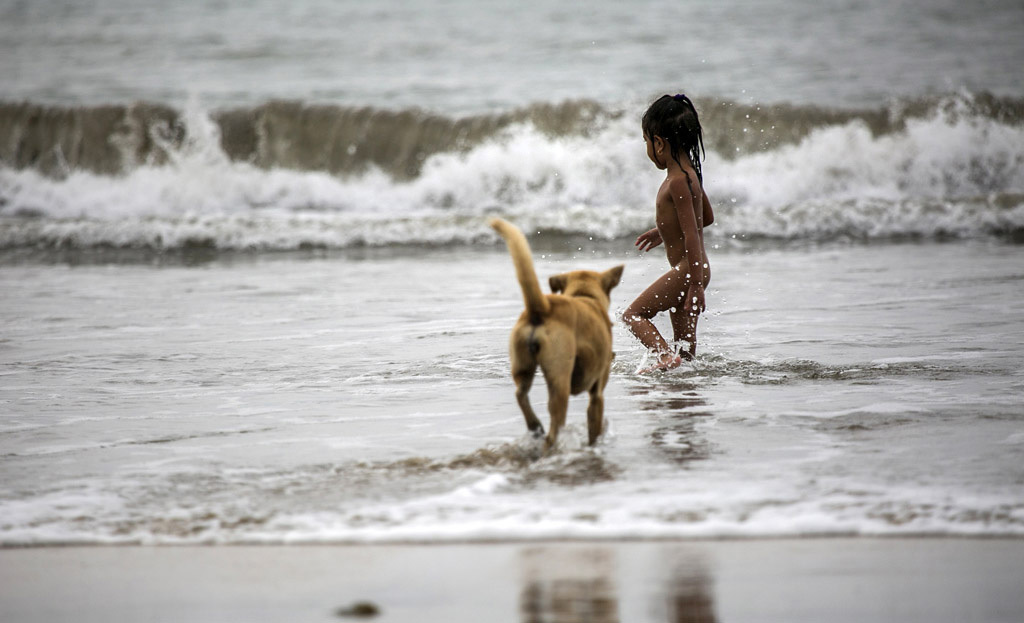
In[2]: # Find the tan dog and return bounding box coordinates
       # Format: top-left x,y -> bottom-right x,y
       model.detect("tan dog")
489,218 -> 624,447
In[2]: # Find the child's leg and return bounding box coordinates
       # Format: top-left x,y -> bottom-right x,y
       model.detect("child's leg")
623,267 -> 689,361
670,272 -> 709,359
670,309 -> 699,360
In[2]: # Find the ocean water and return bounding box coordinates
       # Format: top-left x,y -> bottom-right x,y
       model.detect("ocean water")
1,0 -> 1024,545
3,0 -> 1023,111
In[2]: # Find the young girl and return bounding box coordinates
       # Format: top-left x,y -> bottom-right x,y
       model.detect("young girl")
623,94 -> 714,372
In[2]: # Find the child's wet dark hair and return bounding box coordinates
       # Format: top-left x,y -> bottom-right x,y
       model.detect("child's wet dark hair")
642,94 -> 706,183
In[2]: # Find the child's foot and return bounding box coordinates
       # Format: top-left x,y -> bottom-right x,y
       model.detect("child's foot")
637,352 -> 683,374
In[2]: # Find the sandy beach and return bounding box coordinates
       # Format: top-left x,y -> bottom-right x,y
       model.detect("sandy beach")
2,538 -> 1023,622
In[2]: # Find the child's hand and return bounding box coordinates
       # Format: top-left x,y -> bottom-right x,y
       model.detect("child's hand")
684,283 -> 706,315
635,228 -> 663,252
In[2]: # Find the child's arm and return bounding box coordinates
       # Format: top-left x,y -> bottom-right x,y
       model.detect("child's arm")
702,191 -> 714,226
635,228 -> 662,252
670,178 -> 706,314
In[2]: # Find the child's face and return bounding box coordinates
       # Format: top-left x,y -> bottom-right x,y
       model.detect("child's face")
645,134 -> 667,170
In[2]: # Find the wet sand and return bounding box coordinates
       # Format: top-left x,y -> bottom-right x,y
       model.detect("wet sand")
2,538 -> 1022,622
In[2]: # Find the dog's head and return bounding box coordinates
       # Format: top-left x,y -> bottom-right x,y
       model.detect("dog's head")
548,265 -> 624,308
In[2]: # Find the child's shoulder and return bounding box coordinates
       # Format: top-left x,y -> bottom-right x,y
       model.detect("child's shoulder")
666,170 -> 699,201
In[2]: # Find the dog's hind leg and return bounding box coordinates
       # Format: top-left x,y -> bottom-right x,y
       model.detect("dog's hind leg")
543,373 -> 571,449
514,367 -> 545,438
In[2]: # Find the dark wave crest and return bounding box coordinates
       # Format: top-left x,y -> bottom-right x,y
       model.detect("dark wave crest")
0,99 -> 611,180
3,93 -> 1023,179
698,91 -> 1024,159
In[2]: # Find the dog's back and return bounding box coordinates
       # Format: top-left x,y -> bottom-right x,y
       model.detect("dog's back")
489,217 -> 623,447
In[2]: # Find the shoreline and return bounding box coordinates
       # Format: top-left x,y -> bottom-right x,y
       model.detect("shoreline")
4,531 -> 1024,548
3,537 -> 1022,622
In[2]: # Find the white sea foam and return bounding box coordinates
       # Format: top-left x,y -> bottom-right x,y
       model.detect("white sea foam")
4,464 -> 1022,546
714,100 -> 1024,239
220,485 -> 1024,544
2,96 -> 1023,251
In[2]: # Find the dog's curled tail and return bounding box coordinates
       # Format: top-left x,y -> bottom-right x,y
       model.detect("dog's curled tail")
489,217 -> 550,320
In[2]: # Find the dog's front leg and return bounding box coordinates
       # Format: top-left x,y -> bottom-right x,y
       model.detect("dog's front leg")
586,385 -> 604,446
586,368 -> 610,445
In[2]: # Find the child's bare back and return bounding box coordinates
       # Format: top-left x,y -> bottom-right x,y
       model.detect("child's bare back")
655,170 -> 711,285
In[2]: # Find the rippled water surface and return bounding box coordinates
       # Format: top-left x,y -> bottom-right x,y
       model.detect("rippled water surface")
2,241 -> 1022,544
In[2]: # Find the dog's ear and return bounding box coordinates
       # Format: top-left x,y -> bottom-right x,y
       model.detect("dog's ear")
549,273 -> 567,293
601,265 -> 624,293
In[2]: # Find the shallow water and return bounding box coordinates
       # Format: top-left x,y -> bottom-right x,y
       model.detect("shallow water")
2,241 -> 1022,544
2,0 -> 1023,548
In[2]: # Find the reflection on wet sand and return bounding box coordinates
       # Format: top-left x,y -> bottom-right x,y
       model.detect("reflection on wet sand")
666,563 -> 718,623
520,547 -> 618,623
519,545 -> 717,622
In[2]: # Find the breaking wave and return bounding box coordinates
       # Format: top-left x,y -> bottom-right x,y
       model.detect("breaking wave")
1,92 -> 1023,252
